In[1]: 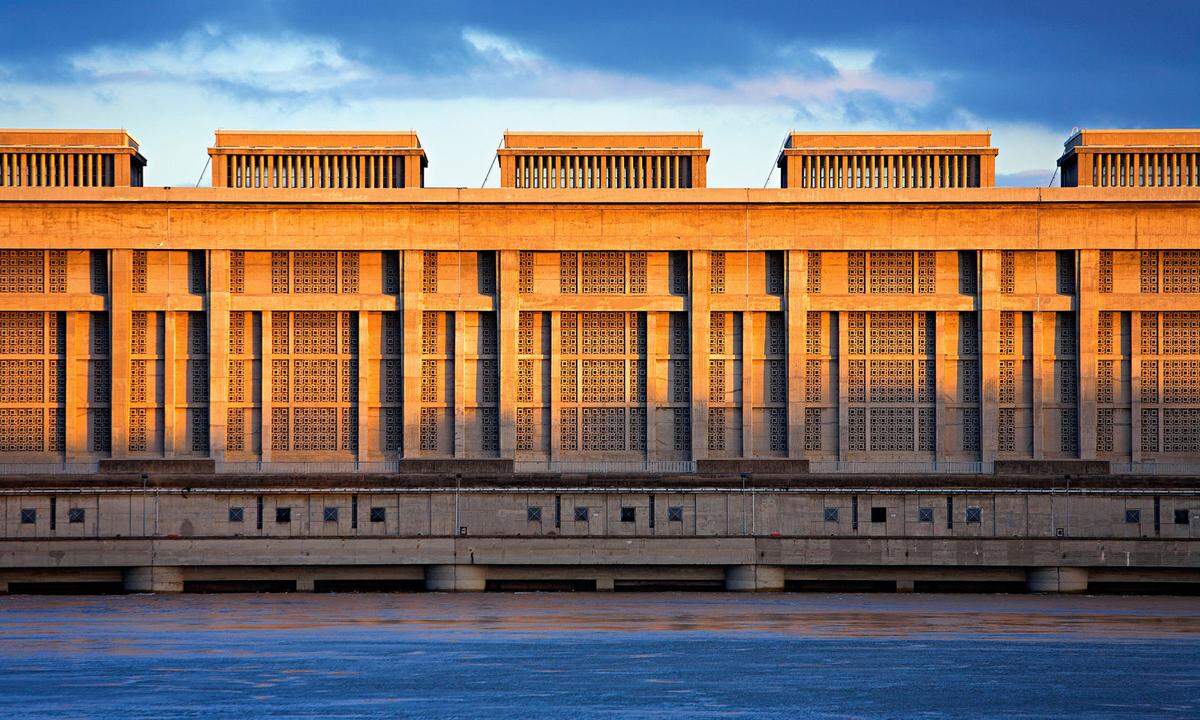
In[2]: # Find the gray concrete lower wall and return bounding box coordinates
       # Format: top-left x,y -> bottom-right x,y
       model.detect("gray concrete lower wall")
0,486 -> 1196,593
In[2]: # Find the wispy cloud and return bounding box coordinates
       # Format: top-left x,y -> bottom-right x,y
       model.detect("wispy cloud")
70,25 -> 369,93
0,24 -> 1062,186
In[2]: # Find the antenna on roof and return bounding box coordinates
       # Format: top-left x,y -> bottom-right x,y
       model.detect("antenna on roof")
195,156 -> 211,188
480,137 -> 502,188
763,133 -> 790,188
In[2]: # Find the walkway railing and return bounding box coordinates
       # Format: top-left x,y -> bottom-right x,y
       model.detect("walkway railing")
514,460 -> 698,475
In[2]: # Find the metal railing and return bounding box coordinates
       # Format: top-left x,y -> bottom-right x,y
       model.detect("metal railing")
514,460 -> 697,475
1110,462 -> 1200,476
214,461 -> 403,475
807,461 -> 993,475
0,462 -> 100,475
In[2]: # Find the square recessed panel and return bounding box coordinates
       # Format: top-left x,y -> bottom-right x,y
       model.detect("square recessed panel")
918,507 -> 934,523
667,507 -> 684,522
870,507 -> 887,523
19,509 -> 36,524
228,507 -> 244,523
1125,508 -> 1141,524
1176,509 -> 1191,525
68,508 -> 85,524
823,507 -> 839,523
370,507 -> 387,523
620,507 -> 636,523
527,507 -> 542,523
574,507 -> 590,522
276,507 -> 292,524
323,507 -> 339,522
965,507 -> 982,524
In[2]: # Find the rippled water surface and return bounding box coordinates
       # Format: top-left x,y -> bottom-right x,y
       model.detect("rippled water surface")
0,592 -> 1198,718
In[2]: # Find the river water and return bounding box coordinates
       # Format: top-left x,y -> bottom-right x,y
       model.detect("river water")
0,592 -> 1197,718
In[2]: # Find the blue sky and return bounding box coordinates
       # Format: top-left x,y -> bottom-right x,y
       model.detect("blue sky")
1,1 -> 1196,186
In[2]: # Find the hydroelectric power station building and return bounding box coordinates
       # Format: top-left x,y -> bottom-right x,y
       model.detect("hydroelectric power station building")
0,127 -> 1197,593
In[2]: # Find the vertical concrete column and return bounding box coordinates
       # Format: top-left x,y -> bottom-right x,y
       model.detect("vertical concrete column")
1027,567 -> 1088,593
549,311 -> 562,462
1130,312 -> 1142,463
163,311 -> 177,457
208,250 -> 230,462
837,311 -> 850,460
724,565 -> 784,592
646,313 -> 661,459
1077,151 -> 1094,187
358,310 -> 372,462
211,154 -> 226,187
123,566 -> 184,593
401,251 -> 423,458
115,155 -> 132,187
741,311 -> 754,458
498,251 -> 519,459
690,252 -> 711,461
425,564 -> 486,592
260,310 -> 273,464
453,310 -> 466,458
109,250 -> 132,458
979,251 -> 1000,463
934,312 -> 950,462
1077,250 -> 1098,459
1031,313 -> 1045,459
787,250 -> 808,458
64,312 -> 85,462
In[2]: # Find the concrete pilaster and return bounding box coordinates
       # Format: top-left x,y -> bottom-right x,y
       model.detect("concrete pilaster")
1130,312 -> 1142,463
1077,250 -> 1098,459
690,252 -> 711,461
1032,312 -> 1045,459
979,251 -> 1000,463
1027,567 -> 1088,593
260,310 -> 272,463
163,312 -> 177,457
724,565 -> 784,592
425,564 -> 486,592
741,311 -> 754,457
65,312 -> 85,461
123,566 -> 184,593
787,250 -> 807,458
646,313 -> 661,460
358,310 -> 371,462
498,251 -> 519,458
402,251 -> 423,457
207,250 -> 230,461
934,312 -> 949,461
109,250 -> 131,458
453,310 -> 466,458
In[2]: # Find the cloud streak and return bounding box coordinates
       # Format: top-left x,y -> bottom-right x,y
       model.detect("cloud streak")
0,24 -> 1064,186
70,25 -> 370,93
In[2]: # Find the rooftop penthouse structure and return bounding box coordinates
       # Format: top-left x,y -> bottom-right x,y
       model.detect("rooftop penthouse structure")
498,131 -> 708,188
0,125 -> 1198,595
1057,129 -> 1200,188
0,129 -> 146,187
208,130 -> 427,189
776,131 -> 996,189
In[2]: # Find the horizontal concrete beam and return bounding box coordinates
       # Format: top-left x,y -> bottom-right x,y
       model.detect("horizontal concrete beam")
1,536 -> 1195,570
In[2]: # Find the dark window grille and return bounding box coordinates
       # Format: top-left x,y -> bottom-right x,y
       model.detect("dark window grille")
228,507 -> 244,523
370,507 -> 387,523
527,507 -> 542,523
276,507 -> 292,524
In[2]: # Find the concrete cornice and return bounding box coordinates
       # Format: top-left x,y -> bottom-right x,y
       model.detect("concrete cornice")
1,186 -> 1200,205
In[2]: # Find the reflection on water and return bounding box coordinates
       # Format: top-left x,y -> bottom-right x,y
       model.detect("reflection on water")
0,593 -> 1197,719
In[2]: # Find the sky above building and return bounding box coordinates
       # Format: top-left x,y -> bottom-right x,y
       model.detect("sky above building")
0,1 -> 1195,187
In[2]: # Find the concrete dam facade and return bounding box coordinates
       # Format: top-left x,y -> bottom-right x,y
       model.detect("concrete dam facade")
0,127 -> 1198,593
